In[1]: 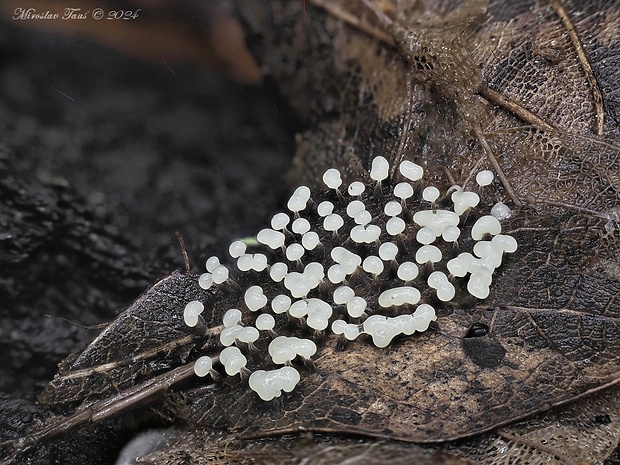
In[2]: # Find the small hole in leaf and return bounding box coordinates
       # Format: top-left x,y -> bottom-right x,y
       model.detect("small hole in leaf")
594,414 -> 612,425
465,322 -> 489,338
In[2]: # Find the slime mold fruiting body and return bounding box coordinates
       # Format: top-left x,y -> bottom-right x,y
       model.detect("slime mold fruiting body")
184,158 -> 516,402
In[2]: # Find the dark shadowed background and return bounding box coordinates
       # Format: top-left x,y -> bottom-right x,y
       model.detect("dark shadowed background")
0,18 -> 296,401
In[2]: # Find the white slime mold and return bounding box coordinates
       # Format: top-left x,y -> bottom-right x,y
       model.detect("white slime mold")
185,157 -> 517,402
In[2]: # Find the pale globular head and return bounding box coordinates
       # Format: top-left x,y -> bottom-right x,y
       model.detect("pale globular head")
185,160 -> 519,404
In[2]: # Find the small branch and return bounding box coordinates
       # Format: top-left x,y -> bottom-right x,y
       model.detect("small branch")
442,166 -> 457,186
473,126 -> 523,207
308,0 -> 394,46
3,362 -> 199,463
549,0 -> 605,135
460,155 -> 485,191
391,78 -> 416,178
312,0 -> 558,135
359,0 -> 393,27
479,86 -> 556,133
532,198 -> 608,218
175,230 -> 191,274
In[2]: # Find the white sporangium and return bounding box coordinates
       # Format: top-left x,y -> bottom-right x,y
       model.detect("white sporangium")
184,157 -> 518,402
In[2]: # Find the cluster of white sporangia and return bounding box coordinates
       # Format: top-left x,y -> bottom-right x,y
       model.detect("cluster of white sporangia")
183,157 -> 517,401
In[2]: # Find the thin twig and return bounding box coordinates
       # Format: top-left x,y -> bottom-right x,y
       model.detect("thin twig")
479,86 -> 556,133
3,362 -> 199,462
311,0 -> 557,134
549,0 -> 604,135
533,198 -> 608,218
473,126 -> 523,207
176,230 -> 191,274
359,0 -> 393,27
442,166 -> 457,186
308,0 -> 394,45
391,77 -> 416,178
460,155 -> 485,191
